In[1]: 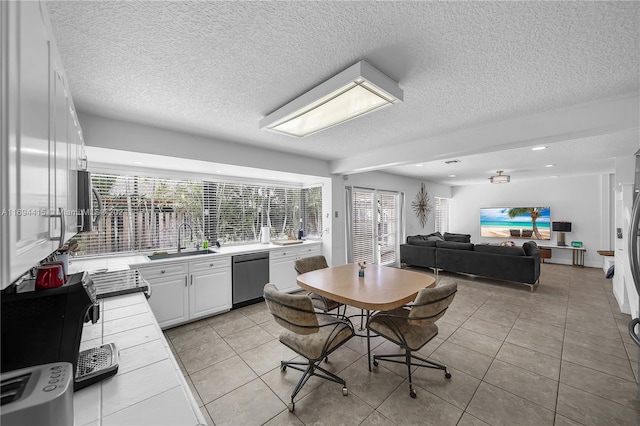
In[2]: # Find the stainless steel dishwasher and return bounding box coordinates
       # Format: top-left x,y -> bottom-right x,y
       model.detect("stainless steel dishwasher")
232,252 -> 270,308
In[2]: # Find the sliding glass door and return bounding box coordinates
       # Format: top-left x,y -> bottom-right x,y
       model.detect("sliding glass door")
348,187 -> 401,266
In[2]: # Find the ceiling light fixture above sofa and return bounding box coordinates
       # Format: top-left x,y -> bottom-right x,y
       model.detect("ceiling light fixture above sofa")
489,170 -> 510,184
259,61 -> 403,138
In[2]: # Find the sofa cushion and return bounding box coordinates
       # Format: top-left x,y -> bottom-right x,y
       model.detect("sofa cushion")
407,237 -> 437,247
443,232 -> 471,243
474,244 -> 525,256
436,241 -> 474,250
407,233 -> 443,244
522,241 -> 539,256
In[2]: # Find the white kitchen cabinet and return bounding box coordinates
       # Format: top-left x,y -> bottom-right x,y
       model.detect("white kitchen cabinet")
189,257 -> 232,319
269,244 -> 322,293
139,263 -> 189,328
138,256 -> 231,329
1,1 -> 82,287
3,1 -> 54,285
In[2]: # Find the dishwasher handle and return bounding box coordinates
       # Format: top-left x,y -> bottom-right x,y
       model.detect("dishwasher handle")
233,252 -> 269,264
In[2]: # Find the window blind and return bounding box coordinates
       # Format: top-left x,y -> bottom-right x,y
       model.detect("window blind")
377,192 -> 397,264
435,197 -> 450,234
74,172 -> 322,256
352,190 -> 375,264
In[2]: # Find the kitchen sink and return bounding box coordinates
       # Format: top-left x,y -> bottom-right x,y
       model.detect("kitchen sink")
147,249 -> 217,261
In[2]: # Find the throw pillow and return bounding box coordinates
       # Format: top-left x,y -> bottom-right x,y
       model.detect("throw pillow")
443,232 -> 471,243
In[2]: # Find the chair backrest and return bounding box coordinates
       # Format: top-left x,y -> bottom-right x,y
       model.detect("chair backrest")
263,283 -> 319,335
294,255 -> 328,275
408,282 -> 457,326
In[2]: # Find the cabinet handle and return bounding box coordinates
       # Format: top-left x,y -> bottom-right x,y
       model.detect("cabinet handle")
185,276 -> 188,287
161,270 -> 165,274
209,263 -> 214,267
49,208 -> 65,248
190,275 -> 193,286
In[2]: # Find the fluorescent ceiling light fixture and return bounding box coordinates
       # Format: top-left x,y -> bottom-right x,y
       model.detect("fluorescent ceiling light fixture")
545,164 -> 556,168
259,61 -> 403,138
448,174 -> 456,178
489,170 -> 510,184
531,146 -> 547,151
416,164 -> 424,167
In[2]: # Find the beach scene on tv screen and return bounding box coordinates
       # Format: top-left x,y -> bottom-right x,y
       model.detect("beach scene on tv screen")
480,207 -> 551,240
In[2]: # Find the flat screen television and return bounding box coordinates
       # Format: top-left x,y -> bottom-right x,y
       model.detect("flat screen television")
480,207 -> 551,240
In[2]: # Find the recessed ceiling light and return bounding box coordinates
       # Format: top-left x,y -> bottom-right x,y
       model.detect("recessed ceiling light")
531,146 -> 547,151
215,170 -> 223,173
416,164 -> 424,167
133,161 -> 144,165
448,174 -> 456,178
545,164 -> 556,168
551,175 -> 559,178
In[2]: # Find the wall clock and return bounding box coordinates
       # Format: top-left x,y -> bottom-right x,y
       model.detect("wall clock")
412,183 -> 432,228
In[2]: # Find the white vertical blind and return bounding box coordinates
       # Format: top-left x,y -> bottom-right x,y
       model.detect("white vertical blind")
435,197 -> 450,233
378,192 -> 398,265
349,188 -> 400,265
352,190 -> 375,264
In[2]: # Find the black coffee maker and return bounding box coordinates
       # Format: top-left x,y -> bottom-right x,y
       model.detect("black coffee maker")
1,271 -> 114,390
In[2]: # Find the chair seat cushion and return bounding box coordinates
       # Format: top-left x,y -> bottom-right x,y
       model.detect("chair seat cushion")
308,293 -> 343,312
279,315 -> 353,361
368,308 -> 438,351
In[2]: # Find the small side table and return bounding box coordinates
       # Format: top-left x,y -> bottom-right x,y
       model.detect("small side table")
539,245 -> 586,267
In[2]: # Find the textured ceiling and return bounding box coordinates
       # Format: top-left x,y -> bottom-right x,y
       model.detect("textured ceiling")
46,1 -> 640,184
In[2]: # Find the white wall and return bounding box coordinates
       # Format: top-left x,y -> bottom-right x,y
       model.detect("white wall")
78,111 -> 332,178
451,175 -> 608,268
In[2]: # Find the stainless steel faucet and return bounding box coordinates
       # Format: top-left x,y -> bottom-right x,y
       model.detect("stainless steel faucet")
177,223 -> 193,253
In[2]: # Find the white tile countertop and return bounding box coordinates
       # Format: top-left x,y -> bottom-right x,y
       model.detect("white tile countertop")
69,240 -> 322,272
75,292 -> 206,426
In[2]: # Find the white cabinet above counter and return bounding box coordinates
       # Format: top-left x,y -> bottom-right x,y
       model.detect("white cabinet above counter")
2,1 -> 84,287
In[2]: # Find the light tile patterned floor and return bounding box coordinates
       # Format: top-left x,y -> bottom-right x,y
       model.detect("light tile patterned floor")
164,263 -> 640,426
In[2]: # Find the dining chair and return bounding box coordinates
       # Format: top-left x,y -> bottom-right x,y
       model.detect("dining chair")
367,282 -> 457,398
294,256 -> 346,316
263,283 -> 355,412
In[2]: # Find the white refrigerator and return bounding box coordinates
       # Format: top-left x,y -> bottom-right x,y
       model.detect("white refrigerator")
625,150 -> 640,393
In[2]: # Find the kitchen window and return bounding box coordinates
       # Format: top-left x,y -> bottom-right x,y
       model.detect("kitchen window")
74,173 -> 322,256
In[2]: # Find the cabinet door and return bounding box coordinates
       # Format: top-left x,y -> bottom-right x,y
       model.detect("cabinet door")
65,107 -> 79,239
189,267 -> 232,319
4,1 -> 54,285
146,274 -> 189,329
269,250 -> 299,293
139,263 -> 190,328
51,69 -> 68,248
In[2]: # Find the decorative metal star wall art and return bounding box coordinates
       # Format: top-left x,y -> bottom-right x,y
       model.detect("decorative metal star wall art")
412,183 -> 432,228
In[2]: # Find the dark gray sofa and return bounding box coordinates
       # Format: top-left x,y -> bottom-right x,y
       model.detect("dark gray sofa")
400,232 -> 541,291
